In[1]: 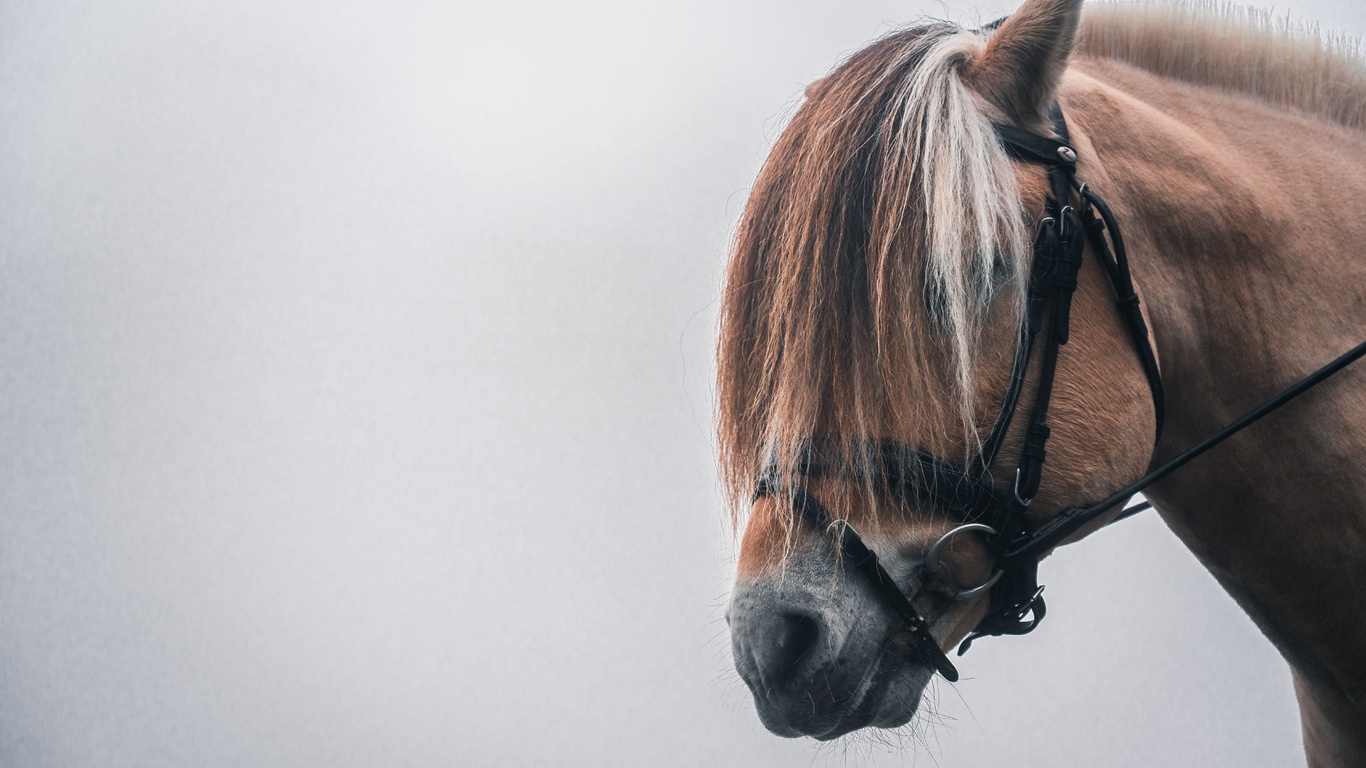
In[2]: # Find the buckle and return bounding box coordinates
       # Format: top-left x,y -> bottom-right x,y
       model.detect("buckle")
1012,467 -> 1034,507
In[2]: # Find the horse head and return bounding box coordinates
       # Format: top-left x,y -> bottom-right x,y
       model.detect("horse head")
718,0 -> 1161,739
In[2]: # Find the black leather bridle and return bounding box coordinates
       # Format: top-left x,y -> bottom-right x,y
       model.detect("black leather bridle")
752,104 -> 1366,682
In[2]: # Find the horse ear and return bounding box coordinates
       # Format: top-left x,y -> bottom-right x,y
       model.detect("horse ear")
964,0 -> 1084,126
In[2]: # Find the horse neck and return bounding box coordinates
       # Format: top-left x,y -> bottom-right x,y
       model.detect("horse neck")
1063,59 -> 1366,480
1063,59 -> 1366,745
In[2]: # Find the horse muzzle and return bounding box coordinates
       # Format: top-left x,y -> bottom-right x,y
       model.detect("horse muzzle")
728,580 -> 932,739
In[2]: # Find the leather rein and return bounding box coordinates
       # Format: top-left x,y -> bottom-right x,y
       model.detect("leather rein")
752,105 -> 1366,682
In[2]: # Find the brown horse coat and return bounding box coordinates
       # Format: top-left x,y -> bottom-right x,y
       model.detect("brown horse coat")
720,2 -> 1366,763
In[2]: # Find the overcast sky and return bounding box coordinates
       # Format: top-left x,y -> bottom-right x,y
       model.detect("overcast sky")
2,1 -> 1363,766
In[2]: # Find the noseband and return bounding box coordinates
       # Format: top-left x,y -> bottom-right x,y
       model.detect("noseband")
752,104 -> 1366,682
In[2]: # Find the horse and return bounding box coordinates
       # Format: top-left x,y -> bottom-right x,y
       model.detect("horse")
716,1 -> 1366,764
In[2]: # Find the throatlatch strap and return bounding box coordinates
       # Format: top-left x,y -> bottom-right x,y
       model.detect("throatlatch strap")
1077,187 -> 1165,439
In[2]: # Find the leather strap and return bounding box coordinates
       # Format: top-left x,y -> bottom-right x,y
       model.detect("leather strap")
993,124 -> 1077,169
753,476 -> 963,681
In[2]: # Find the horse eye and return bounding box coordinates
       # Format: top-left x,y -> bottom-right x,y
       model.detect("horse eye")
991,254 -> 1015,287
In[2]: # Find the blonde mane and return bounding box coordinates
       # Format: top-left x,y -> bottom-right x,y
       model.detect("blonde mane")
1079,2 -> 1366,130
716,26 -> 1028,518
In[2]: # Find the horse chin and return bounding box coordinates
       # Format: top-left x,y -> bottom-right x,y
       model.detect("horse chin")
807,666 -> 928,741
835,654 -> 930,738
808,687 -> 925,741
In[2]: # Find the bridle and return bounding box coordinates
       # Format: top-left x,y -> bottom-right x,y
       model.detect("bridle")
752,104 -> 1366,683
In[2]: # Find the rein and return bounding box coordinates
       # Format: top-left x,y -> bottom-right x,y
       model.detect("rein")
753,104 -> 1366,682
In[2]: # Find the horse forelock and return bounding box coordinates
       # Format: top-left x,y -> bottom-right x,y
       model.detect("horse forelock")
717,23 -> 1030,525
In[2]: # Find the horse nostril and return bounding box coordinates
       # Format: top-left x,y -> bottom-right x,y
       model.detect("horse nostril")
750,611 -> 821,686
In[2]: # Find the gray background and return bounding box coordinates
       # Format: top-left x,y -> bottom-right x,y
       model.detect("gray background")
1,1 -> 1361,765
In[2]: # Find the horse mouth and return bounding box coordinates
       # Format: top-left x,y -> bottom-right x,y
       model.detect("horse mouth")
747,642 -> 925,740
